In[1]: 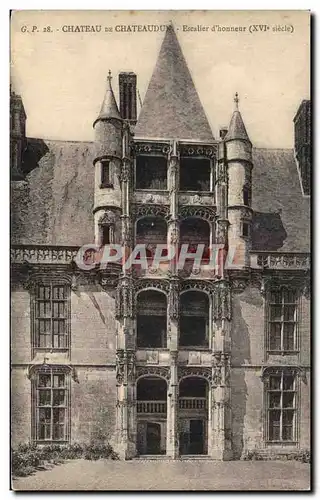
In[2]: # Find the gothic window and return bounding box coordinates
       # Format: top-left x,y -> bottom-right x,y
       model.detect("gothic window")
32,367 -> 70,442
136,290 -> 167,348
135,217 -> 167,259
180,218 -> 211,262
268,288 -> 298,352
265,371 -> 297,442
100,159 -> 112,188
180,158 -> 211,191
180,291 -> 209,348
135,155 -> 167,190
33,282 -> 70,350
101,225 -> 111,245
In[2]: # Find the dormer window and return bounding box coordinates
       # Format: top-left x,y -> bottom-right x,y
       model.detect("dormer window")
100,159 -> 113,188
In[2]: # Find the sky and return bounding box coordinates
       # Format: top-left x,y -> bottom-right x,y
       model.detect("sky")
10,10 -> 310,148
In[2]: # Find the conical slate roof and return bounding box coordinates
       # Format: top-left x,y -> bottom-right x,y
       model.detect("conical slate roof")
225,93 -> 250,142
94,71 -> 121,126
135,26 -> 214,142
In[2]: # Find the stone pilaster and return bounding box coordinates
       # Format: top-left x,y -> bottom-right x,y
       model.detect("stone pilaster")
166,351 -> 178,458
168,141 -> 180,276
210,280 -> 233,459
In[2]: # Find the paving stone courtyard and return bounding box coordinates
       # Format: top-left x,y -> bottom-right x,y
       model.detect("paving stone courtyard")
12,459 -> 311,491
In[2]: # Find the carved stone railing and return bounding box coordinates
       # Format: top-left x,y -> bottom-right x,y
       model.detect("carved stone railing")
11,245 -> 80,265
179,397 -> 207,410
251,252 -> 310,270
137,401 -> 167,414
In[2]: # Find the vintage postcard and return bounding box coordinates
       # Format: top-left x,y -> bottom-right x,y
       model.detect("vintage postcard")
10,10 -> 310,491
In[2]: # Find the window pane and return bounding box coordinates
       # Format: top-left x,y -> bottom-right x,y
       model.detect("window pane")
53,425 -> 65,440
282,410 -> 294,440
53,408 -> 65,423
284,289 -> 296,304
38,319 -> 51,334
38,286 -> 51,300
39,389 -> 51,406
270,305 -> 282,321
38,424 -> 51,440
283,375 -> 295,390
53,302 -> 65,318
269,376 -> 281,390
37,302 -> 51,318
53,390 -> 65,406
39,407 -> 51,422
38,374 -> 51,387
284,305 -> 296,321
269,410 -> 281,440
269,323 -> 281,350
270,291 -> 282,304
269,392 -> 281,408
282,425 -> 293,441
53,375 -> 65,387
53,286 -> 65,300
39,333 -> 52,348
283,323 -> 295,351
283,392 -> 295,408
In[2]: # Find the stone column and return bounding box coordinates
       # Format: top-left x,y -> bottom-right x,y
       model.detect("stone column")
115,125 -> 136,459
166,351 -> 178,458
210,281 -> 233,460
168,141 -> 180,276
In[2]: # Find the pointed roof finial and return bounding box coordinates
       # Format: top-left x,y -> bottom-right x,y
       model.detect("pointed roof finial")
93,69 -> 121,126
234,92 -> 239,110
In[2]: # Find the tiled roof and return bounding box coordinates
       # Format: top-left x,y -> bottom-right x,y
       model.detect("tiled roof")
225,110 -> 250,143
134,26 -> 214,142
11,141 -> 310,253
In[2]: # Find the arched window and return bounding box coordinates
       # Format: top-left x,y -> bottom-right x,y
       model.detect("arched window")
180,218 -> 210,262
180,291 -> 209,347
137,290 -> 167,348
136,217 -> 167,260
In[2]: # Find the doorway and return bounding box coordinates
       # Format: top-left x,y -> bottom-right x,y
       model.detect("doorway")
146,422 -> 161,455
179,419 -> 205,455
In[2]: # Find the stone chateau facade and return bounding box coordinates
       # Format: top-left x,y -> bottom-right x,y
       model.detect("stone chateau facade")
11,26 -> 310,460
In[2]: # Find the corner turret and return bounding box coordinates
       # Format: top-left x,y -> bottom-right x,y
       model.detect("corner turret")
93,71 -> 123,246
224,93 -> 253,268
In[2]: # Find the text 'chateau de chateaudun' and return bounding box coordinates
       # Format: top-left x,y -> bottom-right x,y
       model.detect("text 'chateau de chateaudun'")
11,25 -> 310,460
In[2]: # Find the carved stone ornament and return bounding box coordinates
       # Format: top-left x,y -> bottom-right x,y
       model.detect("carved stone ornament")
133,204 -> 170,221
120,160 -> 131,183
178,366 -> 212,382
116,349 -> 125,384
260,365 -> 305,382
179,205 -> 216,222
212,280 -> 231,320
169,279 -> 180,320
98,210 -> 117,226
136,365 -> 170,381
132,141 -> 170,156
134,278 -> 170,295
27,363 -> 79,383
115,277 -> 134,319
180,144 -> 217,159
216,162 -> 228,184
231,278 -> 249,294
